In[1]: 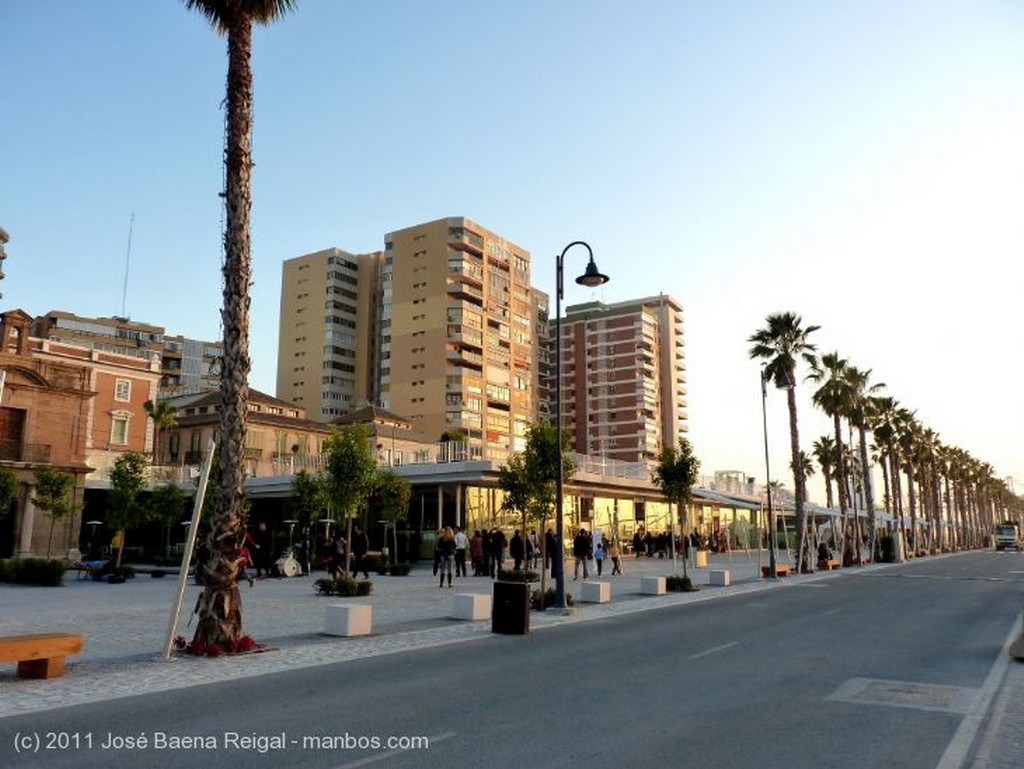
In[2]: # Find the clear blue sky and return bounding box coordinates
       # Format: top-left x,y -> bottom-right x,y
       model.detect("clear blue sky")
3,1 -> 1022,500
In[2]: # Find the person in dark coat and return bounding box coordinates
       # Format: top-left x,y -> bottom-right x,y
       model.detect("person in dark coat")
572,528 -> 592,580
488,527 -> 506,577
545,528 -> 558,575
436,526 -> 456,588
351,524 -> 370,579
470,530 -> 485,576
509,530 -> 525,570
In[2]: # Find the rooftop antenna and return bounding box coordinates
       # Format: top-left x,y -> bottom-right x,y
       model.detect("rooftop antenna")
120,213 -> 134,318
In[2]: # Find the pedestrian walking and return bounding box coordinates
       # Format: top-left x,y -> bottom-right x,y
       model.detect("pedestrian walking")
471,530 -> 485,576
594,541 -> 605,576
489,527 -> 506,577
437,526 -> 456,588
573,528 -> 591,580
510,529 -> 525,570
454,526 -> 469,577
609,542 -> 623,575
351,525 -> 370,579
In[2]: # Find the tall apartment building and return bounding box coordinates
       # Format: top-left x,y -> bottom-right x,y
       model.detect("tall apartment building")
30,310 -> 222,397
276,248 -> 381,420
556,295 -> 687,463
381,218 -> 536,456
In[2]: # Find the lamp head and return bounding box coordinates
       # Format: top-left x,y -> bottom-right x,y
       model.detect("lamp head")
575,256 -> 609,288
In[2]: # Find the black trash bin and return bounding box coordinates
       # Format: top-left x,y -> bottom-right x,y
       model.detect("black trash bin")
492,581 -> 530,635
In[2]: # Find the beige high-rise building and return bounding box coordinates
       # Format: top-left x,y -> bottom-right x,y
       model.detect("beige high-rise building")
381,217 -> 536,456
557,295 -> 687,463
276,248 -> 381,420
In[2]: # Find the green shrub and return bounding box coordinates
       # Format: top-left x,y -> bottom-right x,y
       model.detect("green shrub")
531,587 -> 575,610
497,569 -> 539,583
388,563 -> 411,576
0,558 -> 67,586
314,576 -> 373,597
666,574 -> 699,592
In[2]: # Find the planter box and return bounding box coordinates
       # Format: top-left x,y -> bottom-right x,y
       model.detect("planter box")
580,581 -> 611,603
640,576 -> 666,595
325,604 -> 372,637
708,569 -> 730,586
451,593 -> 491,620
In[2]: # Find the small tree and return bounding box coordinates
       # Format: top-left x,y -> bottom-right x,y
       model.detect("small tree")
652,437 -> 701,579
32,467 -> 77,558
498,423 -> 575,594
322,425 -> 377,575
148,482 -> 188,558
372,469 -> 411,563
291,469 -> 328,531
106,450 -> 150,567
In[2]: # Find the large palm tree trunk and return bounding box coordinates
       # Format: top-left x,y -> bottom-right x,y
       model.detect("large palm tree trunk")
857,426 -> 875,561
194,8 -> 253,650
787,388 -> 810,572
831,414 -> 851,564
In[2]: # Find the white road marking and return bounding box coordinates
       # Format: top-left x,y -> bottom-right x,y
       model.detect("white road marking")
689,641 -> 738,660
934,612 -> 1021,769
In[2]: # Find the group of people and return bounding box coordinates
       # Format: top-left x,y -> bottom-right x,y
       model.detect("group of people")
433,526 -> 543,586
629,527 -> 729,559
571,528 -> 623,579
324,524 -> 371,579
196,521 -> 374,588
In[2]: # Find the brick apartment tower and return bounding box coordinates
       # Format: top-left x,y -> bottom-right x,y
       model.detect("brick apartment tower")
556,295 -> 687,463
276,248 -> 381,420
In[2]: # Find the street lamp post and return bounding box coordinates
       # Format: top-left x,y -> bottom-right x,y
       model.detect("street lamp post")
760,366 -> 778,579
554,241 -> 609,610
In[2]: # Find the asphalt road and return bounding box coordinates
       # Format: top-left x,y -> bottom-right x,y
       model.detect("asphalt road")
4,551 -> 1022,769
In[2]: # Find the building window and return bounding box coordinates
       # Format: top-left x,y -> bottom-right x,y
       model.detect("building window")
111,414 -> 129,445
114,379 -> 131,402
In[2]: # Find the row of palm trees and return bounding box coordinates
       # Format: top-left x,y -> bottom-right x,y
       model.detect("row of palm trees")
749,311 -> 1021,570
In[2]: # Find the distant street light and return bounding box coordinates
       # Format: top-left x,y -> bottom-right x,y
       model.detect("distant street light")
554,241 -> 609,610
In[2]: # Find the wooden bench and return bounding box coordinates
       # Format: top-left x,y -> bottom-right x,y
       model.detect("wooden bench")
0,633 -> 84,679
761,564 -> 791,578
818,559 -> 841,570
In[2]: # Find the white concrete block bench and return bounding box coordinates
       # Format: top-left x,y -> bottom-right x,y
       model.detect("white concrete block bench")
640,576 -> 666,595
580,581 -> 611,603
451,592 -> 491,620
708,569 -> 730,586
325,603 -> 372,637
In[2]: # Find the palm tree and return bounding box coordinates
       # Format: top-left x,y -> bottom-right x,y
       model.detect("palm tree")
809,352 -> 855,563
845,365 -> 883,560
186,0 -> 297,652
894,408 -> 922,556
748,312 -> 820,572
812,435 -> 837,509
792,450 -> 816,488
143,399 -> 177,466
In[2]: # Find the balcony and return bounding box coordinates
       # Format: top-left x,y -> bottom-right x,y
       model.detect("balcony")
0,441 -> 52,463
447,280 -> 484,303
